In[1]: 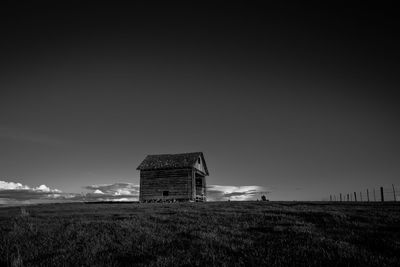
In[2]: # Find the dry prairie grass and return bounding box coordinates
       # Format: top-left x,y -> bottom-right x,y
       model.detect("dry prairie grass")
0,201 -> 399,266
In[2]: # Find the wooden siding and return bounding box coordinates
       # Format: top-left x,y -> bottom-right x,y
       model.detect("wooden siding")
140,169 -> 193,201
193,156 -> 206,174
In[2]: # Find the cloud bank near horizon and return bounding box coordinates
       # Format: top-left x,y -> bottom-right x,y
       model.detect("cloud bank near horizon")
207,185 -> 270,201
0,180 -> 75,205
81,183 -> 140,202
0,180 -> 270,205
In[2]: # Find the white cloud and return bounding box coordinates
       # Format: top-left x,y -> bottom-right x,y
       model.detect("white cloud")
0,181 -> 62,193
85,183 -> 139,197
35,184 -> 51,192
0,180 -> 71,204
1,182 -> 141,204
207,185 -> 271,201
104,197 -> 137,202
83,183 -> 139,202
0,181 -> 30,190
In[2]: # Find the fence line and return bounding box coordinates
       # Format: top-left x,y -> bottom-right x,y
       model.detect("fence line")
329,185 -> 399,202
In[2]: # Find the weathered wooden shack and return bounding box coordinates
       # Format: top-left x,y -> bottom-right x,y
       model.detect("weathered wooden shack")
137,152 -> 209,202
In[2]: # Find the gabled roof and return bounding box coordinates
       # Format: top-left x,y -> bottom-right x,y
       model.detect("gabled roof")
136,152 -> 209,175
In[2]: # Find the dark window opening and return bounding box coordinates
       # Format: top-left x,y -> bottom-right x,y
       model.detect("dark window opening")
163,191 -> 169,196
198,158 -> 201,164
196,178 -> 202,186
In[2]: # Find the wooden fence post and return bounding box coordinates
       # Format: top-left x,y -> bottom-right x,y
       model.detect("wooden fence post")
393,184 -> 396,202
354,192 -> 357,202
373,188 -> 376,201
367,189 -> 370,202
380,187 -> 384,202
330,195 -> 332,201
360,192 -> 362,202
347,194 -> 349,201
340,193 -> 342,202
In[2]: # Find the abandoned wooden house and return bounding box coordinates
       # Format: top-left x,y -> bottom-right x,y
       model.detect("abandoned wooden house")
137,152 -> 209,202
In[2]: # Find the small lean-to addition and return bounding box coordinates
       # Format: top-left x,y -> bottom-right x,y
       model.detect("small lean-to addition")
137,152 -> 209,202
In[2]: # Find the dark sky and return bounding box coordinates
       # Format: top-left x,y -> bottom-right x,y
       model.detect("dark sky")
0,2 -> 399,202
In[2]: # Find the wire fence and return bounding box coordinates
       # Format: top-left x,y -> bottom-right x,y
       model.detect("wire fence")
329,185 -> 399,202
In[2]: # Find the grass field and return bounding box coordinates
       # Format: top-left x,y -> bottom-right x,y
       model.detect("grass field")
0,201 -> 399,266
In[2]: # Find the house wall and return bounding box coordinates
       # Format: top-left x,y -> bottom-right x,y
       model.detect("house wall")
193,156 -> 206,174
139,169 -> 193,201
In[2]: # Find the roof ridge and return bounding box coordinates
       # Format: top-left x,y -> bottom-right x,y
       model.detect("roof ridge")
137,152 -> 209,175
147,152 -> 203,156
